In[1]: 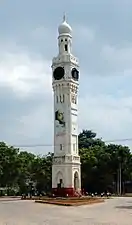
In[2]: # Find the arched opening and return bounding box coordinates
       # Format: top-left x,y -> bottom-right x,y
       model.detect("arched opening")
56,171 -> 64,189
74,171 -> 79,191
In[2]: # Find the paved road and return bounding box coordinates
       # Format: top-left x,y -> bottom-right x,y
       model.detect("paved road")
0,197 -> 132,224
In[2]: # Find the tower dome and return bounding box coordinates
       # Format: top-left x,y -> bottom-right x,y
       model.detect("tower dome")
58,15 -> 72,36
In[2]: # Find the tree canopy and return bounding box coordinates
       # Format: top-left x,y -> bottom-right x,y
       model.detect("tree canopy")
0,130 -> 132,195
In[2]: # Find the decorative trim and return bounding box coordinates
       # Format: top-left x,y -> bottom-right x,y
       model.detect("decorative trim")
71,108 -> 77,111
52,188 -> 81,197
71,113 -> 77,116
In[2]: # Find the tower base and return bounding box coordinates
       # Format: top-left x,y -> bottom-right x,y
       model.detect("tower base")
52,188 -> 82,197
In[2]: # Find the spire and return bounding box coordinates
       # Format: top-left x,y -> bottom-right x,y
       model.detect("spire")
63,12 -> 66,22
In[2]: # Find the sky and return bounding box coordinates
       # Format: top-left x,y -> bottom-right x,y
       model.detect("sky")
1,0 -> 132,155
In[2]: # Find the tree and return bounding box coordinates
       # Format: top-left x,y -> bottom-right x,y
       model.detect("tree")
31,152 -> 53,194
78,130 -> 132,194
0,142 -> 19,189
79,129 -> 105,149
17,151 -> 36,194
0,129 -> 132,196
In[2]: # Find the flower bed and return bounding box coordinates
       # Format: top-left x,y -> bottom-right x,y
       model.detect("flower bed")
35,197 -> 104,206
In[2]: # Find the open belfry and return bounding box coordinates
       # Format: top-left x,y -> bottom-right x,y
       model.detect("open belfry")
52,15 -> 81,197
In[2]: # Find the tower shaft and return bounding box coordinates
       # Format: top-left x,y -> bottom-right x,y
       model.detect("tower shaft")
52,16 -> 81,197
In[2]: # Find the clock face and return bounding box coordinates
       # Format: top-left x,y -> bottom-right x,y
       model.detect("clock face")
53,67 -> 65,80
71,68 -> 79,81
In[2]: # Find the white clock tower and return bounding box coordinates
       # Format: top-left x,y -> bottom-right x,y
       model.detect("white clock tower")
52,15 -> 81,197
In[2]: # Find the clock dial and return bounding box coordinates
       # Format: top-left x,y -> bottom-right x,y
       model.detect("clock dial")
71,68 -> 79,81
53,67 -> 64,80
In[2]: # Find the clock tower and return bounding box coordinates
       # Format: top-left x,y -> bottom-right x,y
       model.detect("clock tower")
52,15 -> 81,197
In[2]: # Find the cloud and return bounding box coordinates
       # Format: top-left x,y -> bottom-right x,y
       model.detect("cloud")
74,26 -> 95,43
1,0 -> 132,154
0,50 -> 53,154
77,41 -> 132,77
1,40 -> 132,154
100,45 -> 132,75
79,94 -> 132,139
0,51 -> 52,97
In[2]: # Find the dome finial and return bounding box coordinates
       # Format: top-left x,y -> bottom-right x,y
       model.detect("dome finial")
58,13 -> 72,36
63,12 -> 66,22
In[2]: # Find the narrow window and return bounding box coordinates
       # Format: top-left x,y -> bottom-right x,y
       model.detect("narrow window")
63,94 -> 65,102
61,39 -> 63,42
65,44 -> 68,51
60,95 -> 62,102
60,144 -> 62,150
75,96 -> 77,104
73,143 -> 76,152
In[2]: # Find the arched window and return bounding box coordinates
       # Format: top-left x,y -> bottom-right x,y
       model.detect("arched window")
65,44 -> 68,51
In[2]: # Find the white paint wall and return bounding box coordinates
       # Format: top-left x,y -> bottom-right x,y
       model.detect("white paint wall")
52,18 -> 81,191
52,164 -> 81,189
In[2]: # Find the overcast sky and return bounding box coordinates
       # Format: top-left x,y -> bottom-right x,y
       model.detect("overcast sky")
1,0 -> 132,155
